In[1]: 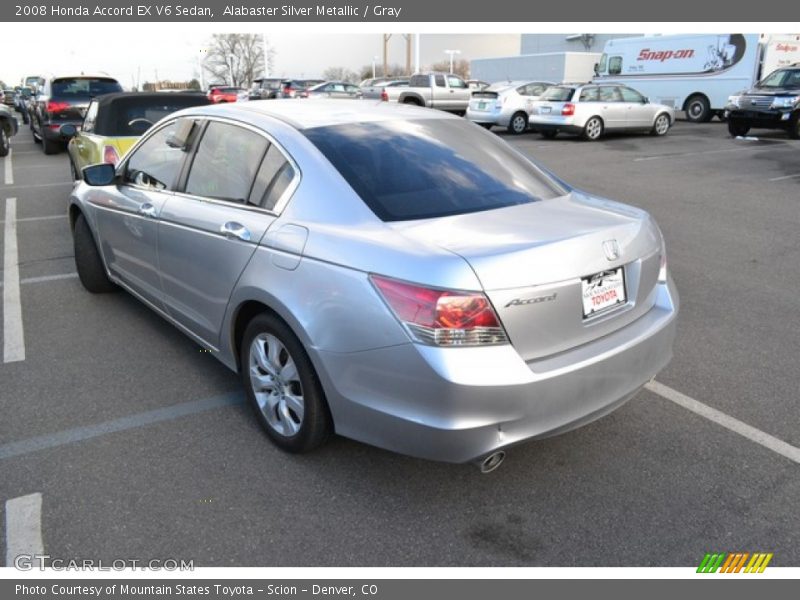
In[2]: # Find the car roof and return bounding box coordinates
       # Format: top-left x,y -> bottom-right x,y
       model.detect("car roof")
178,98 -> 460,130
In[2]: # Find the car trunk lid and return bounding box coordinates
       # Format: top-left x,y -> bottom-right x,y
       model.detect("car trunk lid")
388,193 -> 663,361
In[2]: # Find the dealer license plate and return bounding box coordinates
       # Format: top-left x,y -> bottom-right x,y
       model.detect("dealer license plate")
540,106 -> 551,114
581,267 -> 626,318
478,101 -> 486,110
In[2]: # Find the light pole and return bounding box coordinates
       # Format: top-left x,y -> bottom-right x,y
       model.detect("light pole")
372,55 -> 379,79
444,49 -> 461,74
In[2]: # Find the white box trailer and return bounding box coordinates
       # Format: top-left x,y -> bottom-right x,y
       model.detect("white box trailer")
593,33 -> 800,122
471,52 -> 600,85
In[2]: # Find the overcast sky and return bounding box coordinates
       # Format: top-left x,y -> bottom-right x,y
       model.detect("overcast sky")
1,32 -> 520,88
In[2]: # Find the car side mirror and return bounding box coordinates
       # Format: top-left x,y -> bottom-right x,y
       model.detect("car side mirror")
593,63 -> 599,76
643,97 -> 650,104
61,124 -> 78,138
82,163 -> 117,187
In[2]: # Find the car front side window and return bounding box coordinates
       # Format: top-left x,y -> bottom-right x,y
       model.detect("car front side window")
123,121 -> 188,190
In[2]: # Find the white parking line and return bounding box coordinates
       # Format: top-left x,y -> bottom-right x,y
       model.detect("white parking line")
4,493 -> 44,568
3,148 -> 12,185
768,173 -> 800,182
0,214 -> 66,224
0,272 -> 78,289
3,198 -> 26,363
1,182 -> 72,191
634,146 -> 756,162
646,380 -> 800,465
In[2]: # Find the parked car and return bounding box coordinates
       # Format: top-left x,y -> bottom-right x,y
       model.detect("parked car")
280,80 -> 325,98
361,79 -> 409,101
63,92 -> 211,180
249,78 -> 284,100
30,73 -> 123,154
2,89 -> 15,107
397,72 -> 472,113
208,86 -> 243,103
467,80 -> 554,134
16,87 -> 34,124
725,64 -> 800,139
68,100 -> 678,469
304,81 -> 362,99
467,80 -> 491,92
359,77 -> 389,88
529,83 -> 675,140
0,104 -> 19,156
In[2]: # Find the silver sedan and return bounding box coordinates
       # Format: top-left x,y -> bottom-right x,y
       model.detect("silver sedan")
467,80 -> 553,134
529,83 -> 675,140
69,100 -> 678,470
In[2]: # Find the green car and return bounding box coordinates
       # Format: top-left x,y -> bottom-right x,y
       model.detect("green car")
65,92 -> 209,180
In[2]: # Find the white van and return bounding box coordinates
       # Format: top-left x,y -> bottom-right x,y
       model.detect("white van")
593,34 -> 800,122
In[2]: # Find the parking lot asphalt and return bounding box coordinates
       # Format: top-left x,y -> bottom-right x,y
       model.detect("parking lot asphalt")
1,118 -> 798,567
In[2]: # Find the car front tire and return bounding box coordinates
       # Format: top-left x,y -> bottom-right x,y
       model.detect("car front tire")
241,312 -> 332,453
0,127 -> 9,157
727,120 -> 750,137
651,113 -> 671,136
73,213 -> 117,294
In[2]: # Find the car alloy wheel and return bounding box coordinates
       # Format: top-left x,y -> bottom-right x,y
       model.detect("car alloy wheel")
249,332 -> 306,437
509,112 -> 528,135
583,117 -> 603,141
653,114 -> 670,136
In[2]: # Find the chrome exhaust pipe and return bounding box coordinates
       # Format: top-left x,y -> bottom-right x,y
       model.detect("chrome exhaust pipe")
475,451 -> 506,473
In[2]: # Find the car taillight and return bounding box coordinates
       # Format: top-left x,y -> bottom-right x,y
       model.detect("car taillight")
561,103 -> 575,116
46,100 -> 70,113
371,275 -> 508,347
380,89 -> 389,102
103,145 -> 120,165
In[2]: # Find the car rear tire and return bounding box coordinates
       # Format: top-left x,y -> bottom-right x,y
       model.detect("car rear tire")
478,123 -> 493,130
540,130 -> 558,139
0,127 -> 9,157
727,120 -> 750,137
789,114 -> 800,140
73,213 -> 117,294
241,313 -> 332,453
70,159 -> 81,181
582,116 -> 604,141
508,111 -> 529,135
651,113 -> 671,136
685,95 -> 711,123
42,134 -> 60,155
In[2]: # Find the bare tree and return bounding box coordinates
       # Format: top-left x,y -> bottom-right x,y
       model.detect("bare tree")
322,67 -> 360,83
358,63 -> 409,81
203,34 -> 273,87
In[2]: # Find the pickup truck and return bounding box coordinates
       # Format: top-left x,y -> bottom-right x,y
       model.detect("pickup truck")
396,72 -> 472,114
361,79 -> 409,101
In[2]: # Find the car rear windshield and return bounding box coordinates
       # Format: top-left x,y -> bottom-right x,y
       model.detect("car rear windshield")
303,119 -> 564,222
52,78 -> 122,97
540,86 -> 575,101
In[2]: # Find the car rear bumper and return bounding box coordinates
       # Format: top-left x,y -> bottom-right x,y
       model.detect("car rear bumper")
529,114 -> 584,133
466,106 -> 510,127
315,278 -> 678,464
41,120 -> 81,141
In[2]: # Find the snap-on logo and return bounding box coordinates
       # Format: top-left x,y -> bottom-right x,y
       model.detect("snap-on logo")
637,48 -> 695,62
776,43 -> 798,53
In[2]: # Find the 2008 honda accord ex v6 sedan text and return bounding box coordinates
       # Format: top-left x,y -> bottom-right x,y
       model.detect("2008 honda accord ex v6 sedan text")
69,100 -> 678,471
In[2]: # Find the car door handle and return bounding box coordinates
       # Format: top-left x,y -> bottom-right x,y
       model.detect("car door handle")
220,221 -> 251,242
137,203 -> 157,218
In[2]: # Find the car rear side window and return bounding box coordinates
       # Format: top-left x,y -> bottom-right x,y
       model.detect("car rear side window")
123,121 -> 187,190
303,119 -> 564,222
82,101 -> 99,133
579,87 -> 599,102
185,121 -> 269,204
540,87 -> 574,101
52,78 -> 122,97
248,144 -> 296,211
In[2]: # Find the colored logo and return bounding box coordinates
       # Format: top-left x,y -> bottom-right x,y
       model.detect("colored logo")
697,552 -> 773,573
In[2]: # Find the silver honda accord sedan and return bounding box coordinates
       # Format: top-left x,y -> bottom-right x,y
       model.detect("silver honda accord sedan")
69,100 -> 678,470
